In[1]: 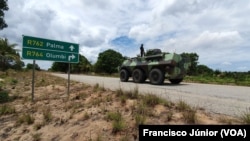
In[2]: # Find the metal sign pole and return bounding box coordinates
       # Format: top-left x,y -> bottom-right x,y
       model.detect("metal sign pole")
32,60 -> 35,102
67,63 -> 70,96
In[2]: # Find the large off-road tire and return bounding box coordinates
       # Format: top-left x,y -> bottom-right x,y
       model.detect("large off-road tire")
132,69 -> 145,83
120,69 -> 129,82
169,78 -> 183,84
149,68 -> 164,85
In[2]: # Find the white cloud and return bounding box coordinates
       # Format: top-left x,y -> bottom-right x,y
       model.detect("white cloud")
191,30 -> 242,49
1,0 -> 250,71
221,62 -> 232,66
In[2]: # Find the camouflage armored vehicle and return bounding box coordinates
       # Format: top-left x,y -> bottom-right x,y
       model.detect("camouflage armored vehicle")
118,49 -> 191,85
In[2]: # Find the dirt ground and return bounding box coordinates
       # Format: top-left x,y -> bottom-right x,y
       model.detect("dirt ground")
0,70 -> 244,141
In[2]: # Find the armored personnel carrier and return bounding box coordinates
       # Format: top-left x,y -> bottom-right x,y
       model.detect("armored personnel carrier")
118,49 -> 191,85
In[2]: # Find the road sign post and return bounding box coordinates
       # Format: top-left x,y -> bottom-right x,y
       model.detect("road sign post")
22,35 -> 80,100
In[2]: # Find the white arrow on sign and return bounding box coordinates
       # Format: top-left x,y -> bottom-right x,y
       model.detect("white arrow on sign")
69,45 -> 75,51
68,54 -> 75,61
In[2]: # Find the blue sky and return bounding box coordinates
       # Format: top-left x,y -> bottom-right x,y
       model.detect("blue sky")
1,0 -> 250,72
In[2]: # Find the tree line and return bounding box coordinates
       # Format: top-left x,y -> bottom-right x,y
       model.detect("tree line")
1,37 -> 250,78
1,35 -> 250,87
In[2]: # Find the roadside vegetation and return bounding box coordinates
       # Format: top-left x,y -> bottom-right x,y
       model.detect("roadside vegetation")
184,71 -> 250,86
1,69 -> 248,141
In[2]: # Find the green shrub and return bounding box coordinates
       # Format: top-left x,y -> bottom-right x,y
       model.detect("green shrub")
0,90 -> 9,103
106,111 -> 122,121
11,78 -> 18,85
112,120 -> 125,133
106,111 -> 125,133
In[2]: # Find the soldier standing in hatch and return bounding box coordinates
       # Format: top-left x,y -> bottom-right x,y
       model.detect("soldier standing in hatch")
140,44 -> 145,57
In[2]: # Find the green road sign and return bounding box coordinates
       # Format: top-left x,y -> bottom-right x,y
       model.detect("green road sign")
23,35 -> 79,53
22,35 -> 79,63
22,47 -> 79,63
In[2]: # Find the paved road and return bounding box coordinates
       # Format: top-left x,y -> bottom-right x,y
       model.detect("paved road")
51,73 -> 250,117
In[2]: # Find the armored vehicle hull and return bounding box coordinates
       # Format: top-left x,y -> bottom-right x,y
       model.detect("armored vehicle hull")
118,49 -> 190,85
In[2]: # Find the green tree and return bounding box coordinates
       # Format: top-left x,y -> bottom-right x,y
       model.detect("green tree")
50,62 -> 68,73
0,38 -> 24,71
26,63 -> 41,71
181,52 -> 199,75
71,55 -> 92,73
94,49 -> 124,74
0,0 -> 8,30
50,54 -> 92,73
196,64 -> 213,75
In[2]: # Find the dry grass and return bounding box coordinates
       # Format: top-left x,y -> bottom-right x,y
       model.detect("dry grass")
0,69 -> 245,141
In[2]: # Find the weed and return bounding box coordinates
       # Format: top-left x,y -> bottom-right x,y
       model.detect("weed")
125,86 -> 139,99
182,109 -> 197,124
41,78 -> 45,83
106,111 -> 122,122
78,92 -> 88,100
0,81 -> 4,90
0,104 -> 15,115
176,100 -> 191,111
42,107 -> 53,123
135,102 -> 151,116
93,83 -> 106,93
162,99 -> 173,107
112,120 -> 125,134
11,78 -> 18,85
95,134 -> 103,141
116,88 -> 124,97
93,83 -> 99,92
105,95 -> 113,102
120,95 -> 127,105
71,102 -> 84,111
32,133 -> 42,141
106,111 -> 126,133
99,83 -> 106,92
34,123 -> 44,130
90,98 -> 103,106
100,104 -> 108,114
218,116 -> 236,124
166,111 -> 173,122
142,94 -> 162,107
120,134 -> 130,141
135,114 -> 146,126
240,108 -> 250,124
16,113 -> 35,125
83,112 -> 90,120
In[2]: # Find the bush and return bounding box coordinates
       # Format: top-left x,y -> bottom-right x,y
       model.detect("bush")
0,90 -> 9,103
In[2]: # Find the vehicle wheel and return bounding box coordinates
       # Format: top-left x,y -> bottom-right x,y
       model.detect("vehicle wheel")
120,69 -> 129,82
132,69 -> 145,83
149,68 -> 164,85
169,78 -> 183,84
